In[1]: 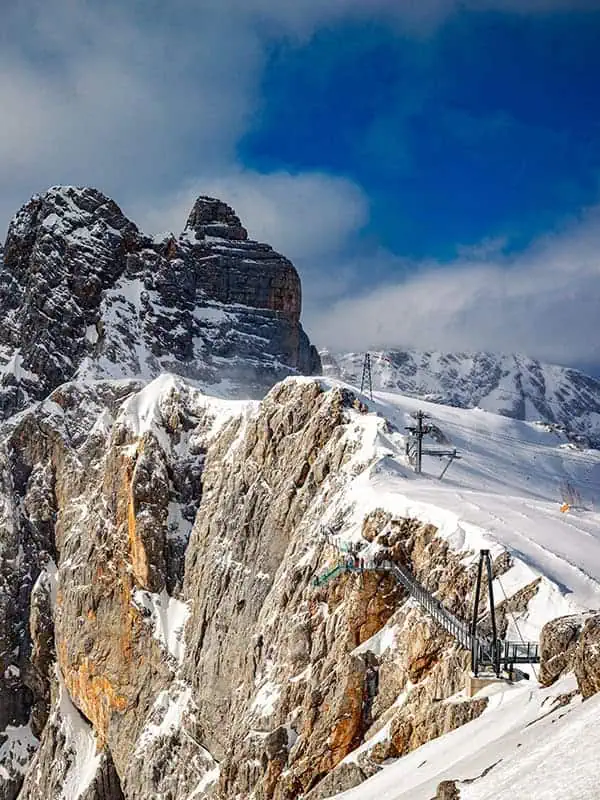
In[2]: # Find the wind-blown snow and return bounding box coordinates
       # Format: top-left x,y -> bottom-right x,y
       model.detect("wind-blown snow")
116,373 -> 254,453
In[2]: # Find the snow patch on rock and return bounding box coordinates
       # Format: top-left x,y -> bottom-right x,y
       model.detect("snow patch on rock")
132,588 -> 190,664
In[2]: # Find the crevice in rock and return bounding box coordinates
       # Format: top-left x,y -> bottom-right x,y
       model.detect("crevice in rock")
81,749 -> 125,800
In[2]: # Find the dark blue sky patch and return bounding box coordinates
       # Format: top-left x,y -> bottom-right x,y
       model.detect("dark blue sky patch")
241,11 -> 600,261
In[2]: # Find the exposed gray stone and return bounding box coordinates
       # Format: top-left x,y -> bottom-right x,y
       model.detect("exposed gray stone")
0,186 -> 321,417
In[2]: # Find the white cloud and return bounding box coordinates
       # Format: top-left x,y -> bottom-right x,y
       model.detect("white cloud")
306,205 -> 600,368
1,0 -> 599,373
136,170 -> 369,260
1,0 -> 599,236
0,0 -> 262,235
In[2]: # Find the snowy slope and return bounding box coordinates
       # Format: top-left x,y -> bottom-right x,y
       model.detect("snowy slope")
331,674 -> 600,800
301,378 -> 600,800
322,349 -> 600,448
317,380 -> 600,632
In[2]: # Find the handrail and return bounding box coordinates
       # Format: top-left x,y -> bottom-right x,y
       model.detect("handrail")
312,564 -> 346,587
312,557 -> 540,668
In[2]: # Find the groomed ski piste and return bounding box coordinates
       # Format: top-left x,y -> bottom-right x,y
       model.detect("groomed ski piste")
311,380 -> 600,800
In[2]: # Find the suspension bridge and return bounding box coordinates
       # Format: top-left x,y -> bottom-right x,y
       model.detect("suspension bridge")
313,549 -> 540,677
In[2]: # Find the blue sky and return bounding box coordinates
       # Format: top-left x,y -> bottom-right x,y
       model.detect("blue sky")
1,0 -> 600,370
243,11 -> 600,261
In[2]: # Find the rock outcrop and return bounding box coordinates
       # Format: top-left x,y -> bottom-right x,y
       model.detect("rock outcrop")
538,612 -> 600,698
573,614 -> 600,698
0,186 -> 320,417
0,372 -> 599,800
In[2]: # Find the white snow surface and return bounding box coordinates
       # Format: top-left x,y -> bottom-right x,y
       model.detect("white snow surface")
329,675 -> 600,800
251,680 -> 281,719
132,588 -> 190,664
314,379 -> 600,630
323,349 -> 600,447
135,682 -> 220,797
136,684 -> 193,752
116,373 -> 254,452
7,372 -> 595,798
0,724 -> 38,781
1,350 -> 38,383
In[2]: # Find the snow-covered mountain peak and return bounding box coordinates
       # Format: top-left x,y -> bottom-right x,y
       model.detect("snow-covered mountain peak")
7,185 -> 139,242
323,348 -> 600,448
0,186 -> 320,416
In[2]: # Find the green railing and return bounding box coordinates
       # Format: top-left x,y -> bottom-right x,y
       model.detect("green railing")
311,558 -> 540,670
312,564 -> 348,587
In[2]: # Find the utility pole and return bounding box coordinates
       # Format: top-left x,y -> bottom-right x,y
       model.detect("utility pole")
405,410 -> 428,474
405,410 -> 460,478
361,353 -> 373,401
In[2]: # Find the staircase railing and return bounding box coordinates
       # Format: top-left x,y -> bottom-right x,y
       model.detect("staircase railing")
312,557 -> 540,671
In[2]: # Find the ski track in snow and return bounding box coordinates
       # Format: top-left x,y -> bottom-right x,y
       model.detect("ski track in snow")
363,387 -> 600,614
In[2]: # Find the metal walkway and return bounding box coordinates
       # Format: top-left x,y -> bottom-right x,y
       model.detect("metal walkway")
313,557 -> 540,676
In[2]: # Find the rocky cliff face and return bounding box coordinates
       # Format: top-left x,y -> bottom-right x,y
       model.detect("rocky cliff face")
0,189 -> 599,800
1,371 -> 598,800
0,186 -> 320,417
323,349 -> 600,447
0,375 -> 479,799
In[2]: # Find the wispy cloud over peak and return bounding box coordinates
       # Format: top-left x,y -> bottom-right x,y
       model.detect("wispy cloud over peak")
306,203 -> 600,369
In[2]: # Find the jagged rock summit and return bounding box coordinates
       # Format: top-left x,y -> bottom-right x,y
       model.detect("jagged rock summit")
185,195 -> 248,241
0,186 -> 320,416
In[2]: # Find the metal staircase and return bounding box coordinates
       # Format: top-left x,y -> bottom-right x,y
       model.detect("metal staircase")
313,552 -> 540,677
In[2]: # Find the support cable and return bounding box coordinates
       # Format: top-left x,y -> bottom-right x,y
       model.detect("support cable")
496,574 -> 539,682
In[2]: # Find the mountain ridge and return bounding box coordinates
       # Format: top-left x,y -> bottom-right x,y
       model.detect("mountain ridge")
322,348 -> 600,448
0,185 -> 320,417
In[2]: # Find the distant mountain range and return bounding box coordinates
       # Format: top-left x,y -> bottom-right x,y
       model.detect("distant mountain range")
321,349 -> 600,448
